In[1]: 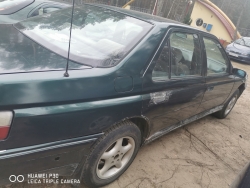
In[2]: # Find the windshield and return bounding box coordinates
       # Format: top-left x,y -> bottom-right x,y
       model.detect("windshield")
242,38 -> 250,47
15,5 -> 153,68
0,0 -> 34,15
235,38 -> 250,47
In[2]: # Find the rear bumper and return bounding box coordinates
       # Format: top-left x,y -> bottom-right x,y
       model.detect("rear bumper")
0,134 -> 102,186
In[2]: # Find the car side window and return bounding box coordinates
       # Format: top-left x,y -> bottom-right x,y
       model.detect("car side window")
170,32 -> 202,77
152,42 -> 170,81
203,37 -> 228,75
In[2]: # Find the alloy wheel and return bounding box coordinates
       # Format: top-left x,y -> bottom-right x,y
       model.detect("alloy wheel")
225,96 -> 237,115
96,137 -> 135,179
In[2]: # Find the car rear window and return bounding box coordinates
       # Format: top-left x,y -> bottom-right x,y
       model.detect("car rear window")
15,4 -> 153,68
0,0 -> 34,15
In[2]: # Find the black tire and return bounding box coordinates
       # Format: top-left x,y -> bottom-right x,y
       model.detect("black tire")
214,89 -> 239,119
81,121 -> 141,188
239,164 -> 250,188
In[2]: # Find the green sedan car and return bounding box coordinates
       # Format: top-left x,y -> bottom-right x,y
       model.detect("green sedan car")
0,0 -> 70,24
0,3 -> 247,188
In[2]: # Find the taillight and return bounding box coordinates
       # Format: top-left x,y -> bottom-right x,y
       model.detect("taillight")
0,111 -> 13,140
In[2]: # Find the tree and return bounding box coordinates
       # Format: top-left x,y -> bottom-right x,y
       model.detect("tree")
183,14 -> 192,25
210,0 -> 250,34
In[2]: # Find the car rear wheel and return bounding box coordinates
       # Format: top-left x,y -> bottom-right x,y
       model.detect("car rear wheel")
81,121 -> 141,188
214,89 -> 239,119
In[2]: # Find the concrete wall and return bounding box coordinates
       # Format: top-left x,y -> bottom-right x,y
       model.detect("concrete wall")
190,1 -> 232,42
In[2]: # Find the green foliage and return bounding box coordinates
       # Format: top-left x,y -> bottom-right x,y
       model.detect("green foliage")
183,14 -> 192,25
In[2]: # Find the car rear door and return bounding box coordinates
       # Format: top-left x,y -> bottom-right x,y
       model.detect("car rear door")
142,27 -> 206,138
197,34 -> 234,113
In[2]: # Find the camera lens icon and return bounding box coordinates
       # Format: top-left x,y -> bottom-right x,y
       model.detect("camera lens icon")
9,175 -> 24,183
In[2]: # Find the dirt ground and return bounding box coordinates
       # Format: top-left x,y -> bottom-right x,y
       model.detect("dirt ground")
1,61 -> 250,188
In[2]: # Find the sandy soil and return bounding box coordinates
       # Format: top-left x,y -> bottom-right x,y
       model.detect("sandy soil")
1,61 -> 250,188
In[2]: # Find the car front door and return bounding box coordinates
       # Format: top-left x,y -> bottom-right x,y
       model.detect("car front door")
197,34 -> 234,113
142,28 -> 206,139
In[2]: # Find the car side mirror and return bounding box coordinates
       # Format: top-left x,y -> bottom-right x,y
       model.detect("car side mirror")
233,68 -> 247,78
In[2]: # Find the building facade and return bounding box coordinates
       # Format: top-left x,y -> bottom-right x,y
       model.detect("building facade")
190,0 -> 240,45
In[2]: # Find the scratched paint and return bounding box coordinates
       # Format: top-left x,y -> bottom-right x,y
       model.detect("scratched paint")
149,91 -> 172,105
144,105 -> 224,144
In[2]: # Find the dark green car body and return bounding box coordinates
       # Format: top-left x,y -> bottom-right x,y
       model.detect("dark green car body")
0,4 -> 247,185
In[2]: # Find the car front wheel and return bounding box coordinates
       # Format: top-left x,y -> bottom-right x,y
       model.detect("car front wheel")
81,121 -> 141,188
214,89 -> 239,119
